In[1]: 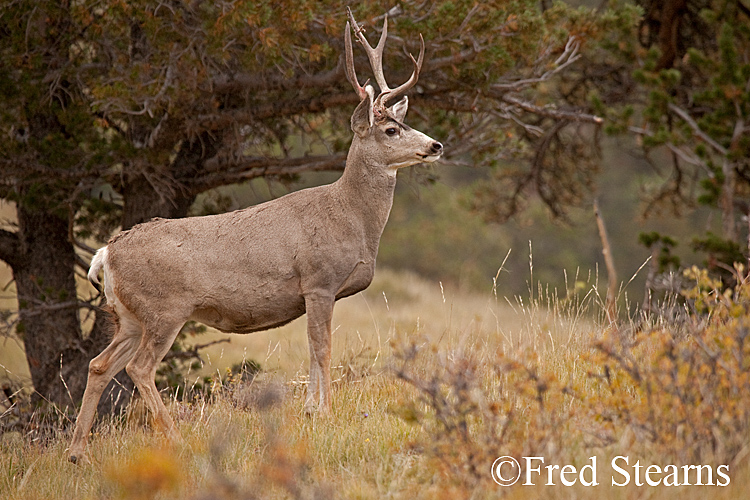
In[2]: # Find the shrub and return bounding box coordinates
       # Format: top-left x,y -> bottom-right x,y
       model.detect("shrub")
590,265 -> 750,466
390,265 -> 750,496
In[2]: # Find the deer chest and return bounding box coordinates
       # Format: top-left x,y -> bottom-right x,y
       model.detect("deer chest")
336,260 -> 375,300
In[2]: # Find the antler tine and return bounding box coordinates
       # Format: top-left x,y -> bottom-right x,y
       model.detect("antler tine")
378,33 -> 425,108
344,21 -> 368,100
346,7 -> 391,93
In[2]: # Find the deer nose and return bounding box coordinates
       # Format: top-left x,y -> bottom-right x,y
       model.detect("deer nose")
430,142 -> 443,155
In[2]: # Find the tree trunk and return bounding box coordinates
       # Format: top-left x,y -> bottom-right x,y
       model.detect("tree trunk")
121,173 -> 196,229
14,201 -> 91,407
655,0 -> 687,70
9,200 -> 132,412
6,128 -> 220,410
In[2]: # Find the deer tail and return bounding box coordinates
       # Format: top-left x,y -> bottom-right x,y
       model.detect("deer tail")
88,247 -> 109,289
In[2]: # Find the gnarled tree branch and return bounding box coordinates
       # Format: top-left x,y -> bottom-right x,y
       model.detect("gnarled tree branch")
192,153 -> 348,194
213,59 -> 345,94
193,93 -> 359,132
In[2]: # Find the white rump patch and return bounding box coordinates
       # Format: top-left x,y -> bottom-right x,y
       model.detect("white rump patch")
89,246 -> 118,308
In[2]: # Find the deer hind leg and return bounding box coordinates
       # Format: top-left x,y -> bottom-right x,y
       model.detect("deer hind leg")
125,319 -> 184,441
69,310 -> 142,464
304,292 -> 334,414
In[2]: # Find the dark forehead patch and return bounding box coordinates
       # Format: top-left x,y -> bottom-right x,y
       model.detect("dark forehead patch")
380,117 -> 410,131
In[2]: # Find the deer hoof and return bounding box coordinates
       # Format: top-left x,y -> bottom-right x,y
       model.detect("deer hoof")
68,452 -> 90,465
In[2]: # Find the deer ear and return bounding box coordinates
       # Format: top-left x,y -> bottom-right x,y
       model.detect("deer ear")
351,86 -> 375,137
388,96 -> 409,122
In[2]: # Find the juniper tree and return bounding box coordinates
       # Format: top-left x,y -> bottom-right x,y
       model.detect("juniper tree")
0,0 -> 635,409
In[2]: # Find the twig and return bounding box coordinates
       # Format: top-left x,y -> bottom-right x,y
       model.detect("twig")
163,338 -> 231,363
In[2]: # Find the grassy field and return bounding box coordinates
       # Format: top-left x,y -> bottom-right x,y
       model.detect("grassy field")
1,266 -> 749,499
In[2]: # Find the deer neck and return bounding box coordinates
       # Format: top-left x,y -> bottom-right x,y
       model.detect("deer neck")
336,140 -> 398,254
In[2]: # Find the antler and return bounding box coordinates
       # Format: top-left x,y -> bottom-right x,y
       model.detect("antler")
344,20 -> 369,100
344,7 -> 425,109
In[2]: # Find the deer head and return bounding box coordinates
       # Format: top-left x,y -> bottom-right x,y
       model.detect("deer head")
345,8 -> 442,174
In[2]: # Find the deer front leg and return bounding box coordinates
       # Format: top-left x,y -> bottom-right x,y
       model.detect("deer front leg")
304,292 -> 334,414
305,340 -> 321,415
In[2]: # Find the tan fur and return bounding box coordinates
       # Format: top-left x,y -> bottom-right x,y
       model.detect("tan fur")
68,11 -> 442,464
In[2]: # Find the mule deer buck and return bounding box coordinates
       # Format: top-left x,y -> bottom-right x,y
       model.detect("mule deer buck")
68,8 -> 443,463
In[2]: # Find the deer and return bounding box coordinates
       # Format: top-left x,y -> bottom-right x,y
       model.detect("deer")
67,8 -> 443,464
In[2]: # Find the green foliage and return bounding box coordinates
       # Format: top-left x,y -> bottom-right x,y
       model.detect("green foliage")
691,232 -> 745,275
0,0 -> 639,226
594,0 -> 750,267
697,167 -> 723,207
464,0 -> 642,221
639,231 -> 680,272
74,196 -> 123,244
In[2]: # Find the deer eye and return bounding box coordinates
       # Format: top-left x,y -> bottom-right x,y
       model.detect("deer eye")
385,127 -> 398,136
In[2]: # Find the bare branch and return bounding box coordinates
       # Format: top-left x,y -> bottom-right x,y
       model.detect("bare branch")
68,216 -> 98,257
424,47 -> 478,71
629,125 -> 712,172
668,103 -> 728,156
730,104 -> 745,151
531,121 -> 567,188
492,36 -> 581,92
500,93 -> 603,124
594,197 -> 618,324
666,143 -> 709,171
502,111 -> 544,137
18,299 -> 98,317
410,93 -> 480,113
74,253 -> 92,274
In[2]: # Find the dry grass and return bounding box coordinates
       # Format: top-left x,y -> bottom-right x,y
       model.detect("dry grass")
1,267 -> 749,499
